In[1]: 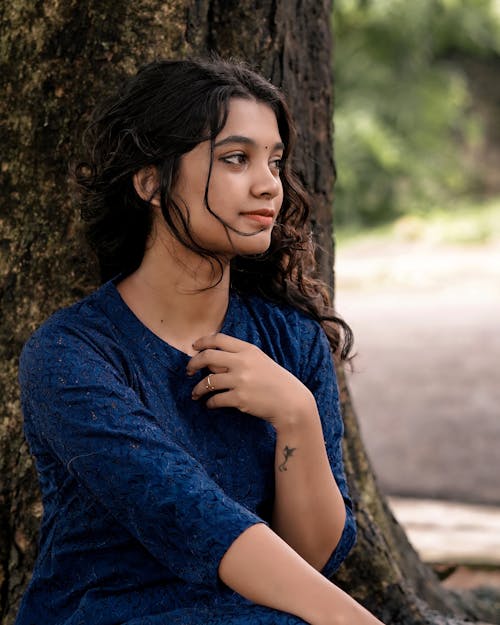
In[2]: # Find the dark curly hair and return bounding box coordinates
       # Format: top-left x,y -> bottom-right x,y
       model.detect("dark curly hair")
73,58 -> 353,360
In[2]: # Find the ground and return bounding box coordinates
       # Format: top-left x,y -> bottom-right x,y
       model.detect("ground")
335,236 -> 500,589
337,238 -> 500,505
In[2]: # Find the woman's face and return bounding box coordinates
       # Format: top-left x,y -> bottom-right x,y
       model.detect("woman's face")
170,97 -> 284,258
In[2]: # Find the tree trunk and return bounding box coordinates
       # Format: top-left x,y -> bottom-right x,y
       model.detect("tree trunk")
0,1 -> 498,623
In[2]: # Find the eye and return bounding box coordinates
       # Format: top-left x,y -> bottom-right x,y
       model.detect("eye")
220,153 -> 247,166
270,157 -> 284,173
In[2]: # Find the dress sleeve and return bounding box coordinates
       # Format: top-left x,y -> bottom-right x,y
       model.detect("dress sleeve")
300,322 -> 357,578
18,325 -> 265,589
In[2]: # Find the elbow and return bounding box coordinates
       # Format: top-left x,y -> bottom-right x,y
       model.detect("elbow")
317,504 -> 357,576
313,513 -> 347,571
296,511 -> 348,572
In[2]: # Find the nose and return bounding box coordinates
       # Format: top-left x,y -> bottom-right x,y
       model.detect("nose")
250,162 -> 282,199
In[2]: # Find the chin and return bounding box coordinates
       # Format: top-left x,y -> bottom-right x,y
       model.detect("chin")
234,236 -> 273,257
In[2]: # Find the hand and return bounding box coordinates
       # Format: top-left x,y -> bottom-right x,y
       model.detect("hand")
186,333 -> 316,429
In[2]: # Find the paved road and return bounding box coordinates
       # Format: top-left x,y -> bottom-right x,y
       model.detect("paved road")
335,240 -> 500,505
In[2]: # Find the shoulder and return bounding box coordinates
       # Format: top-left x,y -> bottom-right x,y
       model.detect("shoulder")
237,292 -> 330,379
241,291 -> 323,337
19,282 -> 124,380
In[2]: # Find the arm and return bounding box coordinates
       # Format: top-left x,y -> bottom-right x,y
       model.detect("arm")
219,523 -> 383,625
271,398 -> 348,571
19,325 -> 264,588
271,326 -> 356,573
187,331 -> 383,623
189,327 -> 356,576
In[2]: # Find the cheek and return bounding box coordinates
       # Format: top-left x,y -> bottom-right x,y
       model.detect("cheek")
173,156 -> 211,209
208,175 -> 245,208
277,185 -> 284,209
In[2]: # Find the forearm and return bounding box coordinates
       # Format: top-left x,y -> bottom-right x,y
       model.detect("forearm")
218,523 -> 383,625
272,396 -> 347,570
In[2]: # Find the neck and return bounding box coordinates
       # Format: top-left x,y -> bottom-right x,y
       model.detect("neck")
116,230 -> 231,355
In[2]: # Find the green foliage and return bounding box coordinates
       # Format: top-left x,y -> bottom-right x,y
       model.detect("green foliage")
333,0 -> 500,228
336,196 -> 500,247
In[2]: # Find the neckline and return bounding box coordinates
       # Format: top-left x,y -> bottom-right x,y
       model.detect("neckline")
98,275 -> 239,364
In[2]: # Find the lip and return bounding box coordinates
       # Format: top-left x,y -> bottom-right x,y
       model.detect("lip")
243,214 -> 274,226
242,209 -> 275,217
242,208 -> 276,226
240,209 -> 276,227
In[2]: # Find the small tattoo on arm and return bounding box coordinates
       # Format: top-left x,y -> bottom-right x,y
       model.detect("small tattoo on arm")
278,445 -> 297,472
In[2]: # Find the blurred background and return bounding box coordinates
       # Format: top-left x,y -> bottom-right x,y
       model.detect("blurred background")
332,0 -> 500,588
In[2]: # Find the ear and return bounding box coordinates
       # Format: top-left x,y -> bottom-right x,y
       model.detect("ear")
133,166 -> 160,207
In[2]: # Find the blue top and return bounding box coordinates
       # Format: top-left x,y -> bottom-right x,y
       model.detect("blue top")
16,276 -> 356,625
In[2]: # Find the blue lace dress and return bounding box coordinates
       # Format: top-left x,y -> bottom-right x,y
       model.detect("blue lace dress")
16,276 -> 356,625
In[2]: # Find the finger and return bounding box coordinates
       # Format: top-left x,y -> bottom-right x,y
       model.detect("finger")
208,365 -> 229,374
205,390 -> 249,412
191,372 -> 234,399
192,333 -> 250,354
186,348 -> 234,376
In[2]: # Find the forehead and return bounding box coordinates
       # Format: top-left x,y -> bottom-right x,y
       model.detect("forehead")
217,98 -> 282,144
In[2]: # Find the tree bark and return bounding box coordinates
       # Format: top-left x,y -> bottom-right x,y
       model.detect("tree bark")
0,1 -> 498,624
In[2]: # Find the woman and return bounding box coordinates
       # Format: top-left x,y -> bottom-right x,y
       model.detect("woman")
16,59 -> 384,625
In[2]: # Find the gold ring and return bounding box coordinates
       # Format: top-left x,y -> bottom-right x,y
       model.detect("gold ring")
206,374 -> 215,391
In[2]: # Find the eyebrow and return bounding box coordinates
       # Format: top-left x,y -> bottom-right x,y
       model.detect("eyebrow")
214,135 -> 285,151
